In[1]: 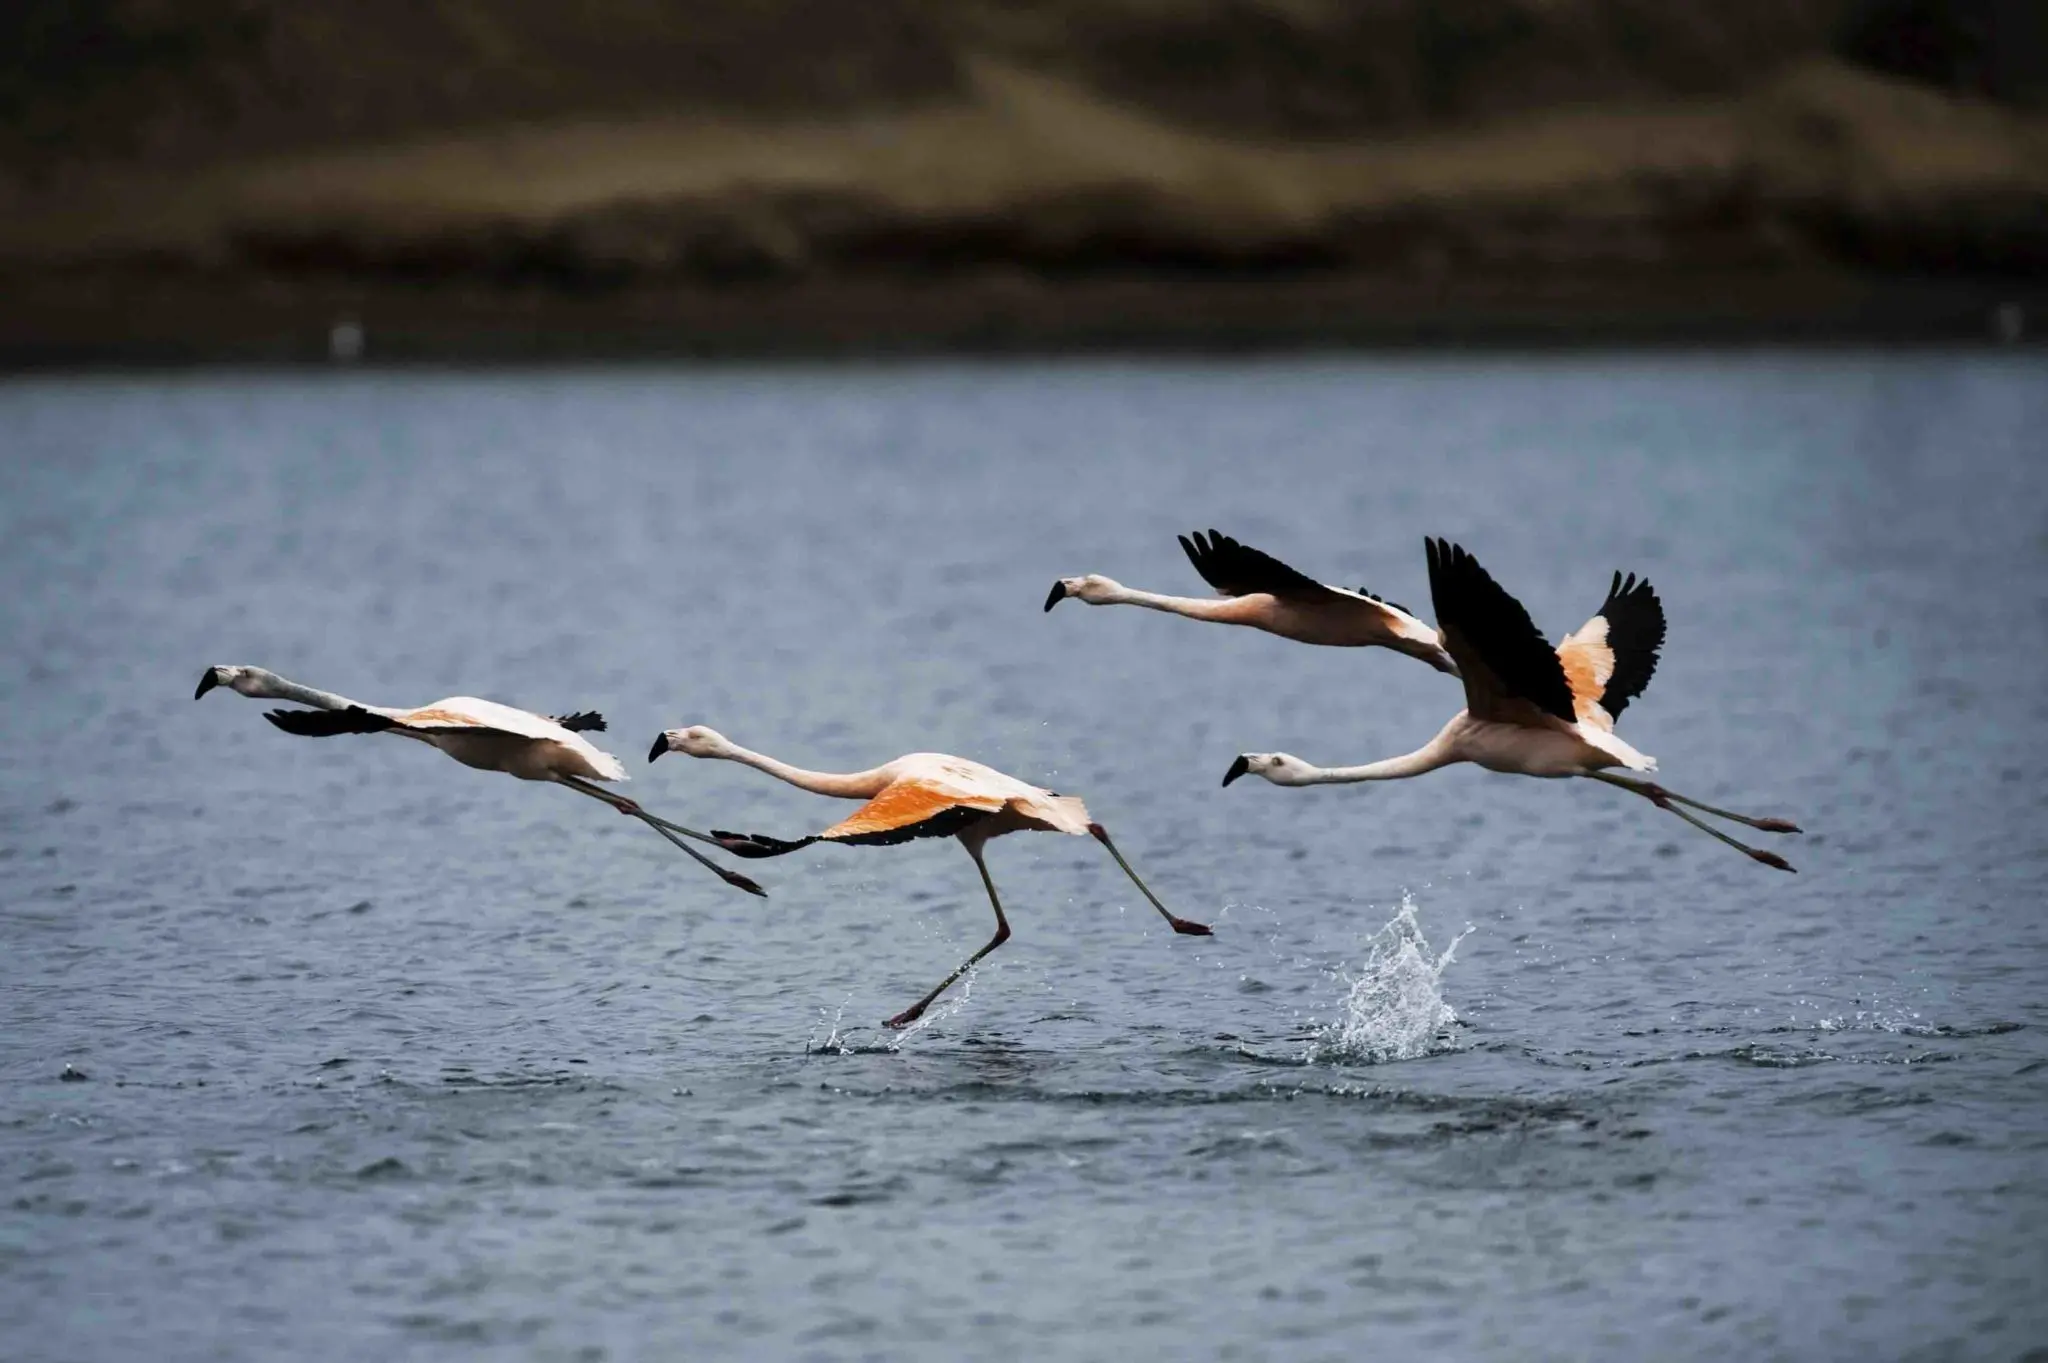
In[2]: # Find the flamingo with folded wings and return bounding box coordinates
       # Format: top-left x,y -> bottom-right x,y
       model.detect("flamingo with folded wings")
193,665 -> 763,895
647,727 -> 1210,1027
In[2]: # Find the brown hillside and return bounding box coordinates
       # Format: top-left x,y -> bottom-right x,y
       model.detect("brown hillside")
2,1 -> 2043,357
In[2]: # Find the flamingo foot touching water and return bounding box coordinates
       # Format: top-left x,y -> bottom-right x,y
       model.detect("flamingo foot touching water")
649,726 -> 1208,1024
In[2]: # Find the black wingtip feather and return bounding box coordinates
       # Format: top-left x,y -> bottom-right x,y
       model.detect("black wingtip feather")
263,705 -> 397,737
1426,537 -> 1577,722
551,711 -> 606,733
1180,527 -> 1324,598
707,830 -> 819,860
1594,570 -> 1665,719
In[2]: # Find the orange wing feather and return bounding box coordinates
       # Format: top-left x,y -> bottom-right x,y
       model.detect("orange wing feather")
1556,618 -> 1617,729
820,780 -> 1005,841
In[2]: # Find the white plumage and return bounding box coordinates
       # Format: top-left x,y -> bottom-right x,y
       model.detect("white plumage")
1224,539 -> 1802,872
195,665 -> 760,895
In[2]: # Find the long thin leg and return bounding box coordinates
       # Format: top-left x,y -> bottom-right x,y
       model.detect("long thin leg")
1585,772 -> 1796,873
1585,771 -> 1801,836
553,776 -> 767,896
640,818 -> 770,897
557,776 -> 727,846
1623,780 -> 1801,834
884,840 -> 1011,1030
1088,823 -> 1211,935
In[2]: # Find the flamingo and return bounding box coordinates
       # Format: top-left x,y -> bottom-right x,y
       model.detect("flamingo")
1045,528 -> 1458,674
193,665 -> 764,895
1220,540 -> 1802,872
646,727 -> 1211,1027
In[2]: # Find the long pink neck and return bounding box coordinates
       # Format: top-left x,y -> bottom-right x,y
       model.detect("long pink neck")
717,743 -> 891,800
1296,736 -> 1458,785
1105,587 -> 1257,624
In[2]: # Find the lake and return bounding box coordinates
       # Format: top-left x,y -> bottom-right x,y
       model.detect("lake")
2,353 -> 2044,1361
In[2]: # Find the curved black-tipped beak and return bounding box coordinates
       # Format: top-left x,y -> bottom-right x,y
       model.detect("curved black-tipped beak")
1221,755 -> 1250,788
647,735 -> 669,764
194,671 -> 220,700
1043,581 -> 1068,612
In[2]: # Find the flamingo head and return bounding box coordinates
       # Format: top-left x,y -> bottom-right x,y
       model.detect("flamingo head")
1044,574 -> 1123,611
649,725 -> 732,763
1222,752 -> 1317,787
194,665 -> 267,699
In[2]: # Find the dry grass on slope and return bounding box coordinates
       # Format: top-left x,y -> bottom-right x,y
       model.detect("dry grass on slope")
11,56 -> 2033,280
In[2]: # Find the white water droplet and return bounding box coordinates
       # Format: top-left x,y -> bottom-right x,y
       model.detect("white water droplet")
1306,892 -> 1470,1065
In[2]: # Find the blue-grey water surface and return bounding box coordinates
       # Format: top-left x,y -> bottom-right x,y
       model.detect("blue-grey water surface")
3,354 -> 2045,1362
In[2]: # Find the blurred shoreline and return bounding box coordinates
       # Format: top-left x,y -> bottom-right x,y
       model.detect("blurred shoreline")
3,269 -> 2039,368
4,3 -> 2043,366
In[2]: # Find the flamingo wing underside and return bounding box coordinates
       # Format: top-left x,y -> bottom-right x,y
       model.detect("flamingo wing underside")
1425,537 -> 1577,723
711,783 -> 1004,859
820,782 -> 1006,846
1557,572 -> 1666,727
1591,572 -> 1664,719
392,701 -> 608,747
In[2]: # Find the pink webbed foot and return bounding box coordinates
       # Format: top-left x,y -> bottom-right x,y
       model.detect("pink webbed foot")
1170,917 -> 1213,936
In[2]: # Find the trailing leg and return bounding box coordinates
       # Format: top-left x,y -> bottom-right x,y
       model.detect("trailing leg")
1639,782 -> 1800,834
1089,823 -> 1211,935
553,776 -> 767,896
1585,772 -> 1796,873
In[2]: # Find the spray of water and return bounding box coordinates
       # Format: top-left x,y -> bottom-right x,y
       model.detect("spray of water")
805,968 -> 980,1054
882,967 -> 976,1047
807,997 -> 858,1054
1305,892 -> 1471,1065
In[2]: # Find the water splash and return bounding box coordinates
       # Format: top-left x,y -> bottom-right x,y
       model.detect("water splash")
804,970 -> 980,1054
1306,893 -> 1471,1066
806,997 -> 858,1055
884,968 -> 977,1048
1812,1007 -> 1926,1034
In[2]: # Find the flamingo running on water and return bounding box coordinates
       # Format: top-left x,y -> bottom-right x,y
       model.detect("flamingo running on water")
1046,528 -> 1458,674
193,665 -> 764,895
646,726 -> 1211,1027
1221,540 -> 1803,871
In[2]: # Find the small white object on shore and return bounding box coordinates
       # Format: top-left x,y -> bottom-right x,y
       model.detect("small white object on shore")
328,317 -> 365,362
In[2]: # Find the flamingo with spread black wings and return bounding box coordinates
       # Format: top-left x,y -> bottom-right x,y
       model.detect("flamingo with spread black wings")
1046,528 -> 1457,674
1221,540 -> 1802,872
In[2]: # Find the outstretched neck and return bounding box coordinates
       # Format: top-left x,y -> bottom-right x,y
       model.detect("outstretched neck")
716,744 -> 890,800
1100,587 -> 1252,624
247,670 -> 362,712
1298,739 -> 1457,785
